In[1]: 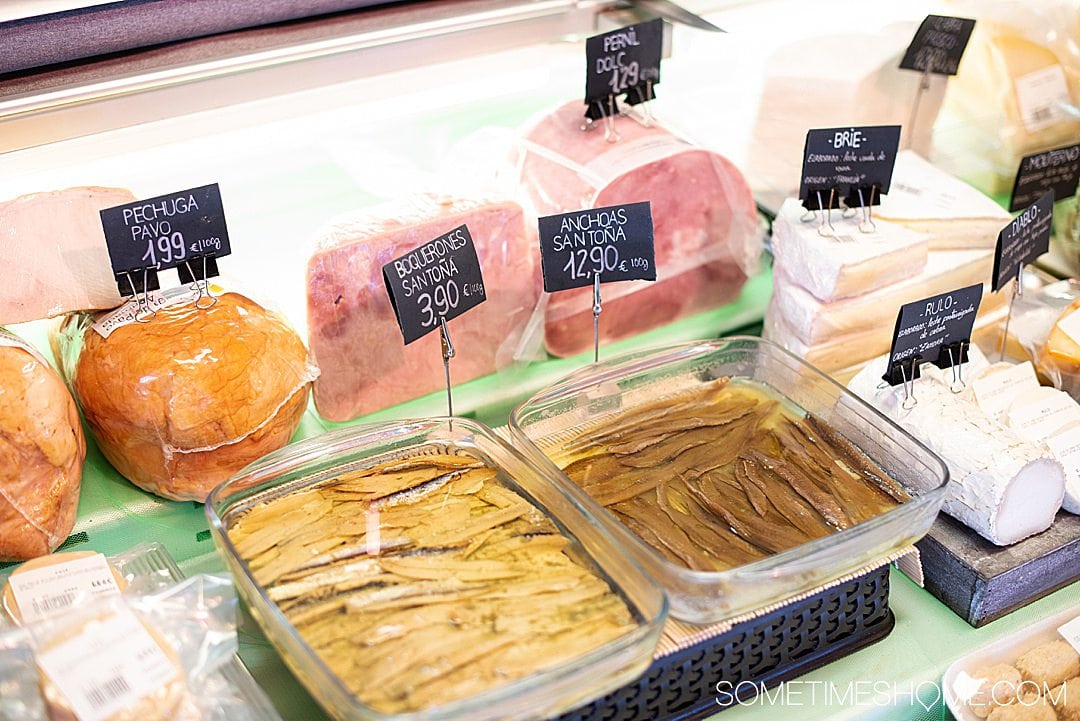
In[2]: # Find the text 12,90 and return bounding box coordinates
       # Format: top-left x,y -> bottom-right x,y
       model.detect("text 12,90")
141,232 -> 186,267
563,244 -> 623,281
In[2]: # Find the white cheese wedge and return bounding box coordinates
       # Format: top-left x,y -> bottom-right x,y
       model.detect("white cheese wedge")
771,198 -> 929,302
772,248 -> 995,345
878,152 -> 1012,250
848,355 -> 1065,546
748,24 -> 945,211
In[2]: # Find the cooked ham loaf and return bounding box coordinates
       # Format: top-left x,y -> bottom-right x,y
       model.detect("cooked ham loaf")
0,332 -> 84,561
55,292 -> 313,501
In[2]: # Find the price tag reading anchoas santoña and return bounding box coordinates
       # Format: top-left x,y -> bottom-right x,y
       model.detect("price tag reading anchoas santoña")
883,283 -> 983,385
799,126 -> 902,210
584,19 -> 663,119
99,184 -> 231,296
899,15 -> 975,76
1010,143 -> 1080,213
993,191 -> 1055,292
537,202 -> 656,292
382,224 -> 486,345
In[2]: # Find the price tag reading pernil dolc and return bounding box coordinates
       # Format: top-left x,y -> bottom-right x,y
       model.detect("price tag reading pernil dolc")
99,184 -> 231,296
538,202 -> 656,293
899,15 -> 976,76
1010,143 -> 1080,213
883,283 -> 983,385
382,224 -> 486,345
799,126 -> 901,210
993,190 -> 1055,292
584,19 -> 663,119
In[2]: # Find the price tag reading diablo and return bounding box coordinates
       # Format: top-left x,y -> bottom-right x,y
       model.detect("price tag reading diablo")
382,224 -> 486,345
99,184 -> 231,296
993,190 -> 1055,292
538,202 -> 656,293
584,18 -> 663,118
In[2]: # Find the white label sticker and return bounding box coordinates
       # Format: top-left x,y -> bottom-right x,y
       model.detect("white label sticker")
1007,388 -> 1080,443
1046,427 -> 1080,481
972,362 -> 1040,421
1015,65 -> 1072,133
8,554 -> 121,624
583,134 -> 692,189
1058,615 -> 1080,655
1056,308 -> 1080,348
91,284 -> 219,338
35,610 -> 179,721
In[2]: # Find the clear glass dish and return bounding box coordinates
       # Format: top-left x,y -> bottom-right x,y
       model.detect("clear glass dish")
509,337 -> 949,624
206,417 -> 667,721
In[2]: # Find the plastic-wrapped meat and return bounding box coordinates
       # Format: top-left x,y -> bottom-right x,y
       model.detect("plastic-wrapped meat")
519,101 -> 760,358
307,196 -> 540,422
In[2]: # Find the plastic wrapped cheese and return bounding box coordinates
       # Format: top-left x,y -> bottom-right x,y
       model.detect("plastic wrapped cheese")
878,151 -> 1012,249
518,101 -> 760,358
934,0 -> 1080,196
0,330 -> 84,563
307,195 -> 541,422
747,23 -> 945,210
54,288 -> 315,501
0,187 -> 132,325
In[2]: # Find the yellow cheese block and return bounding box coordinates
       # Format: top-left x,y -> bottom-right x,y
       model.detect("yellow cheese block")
1038,297 -> 1080,386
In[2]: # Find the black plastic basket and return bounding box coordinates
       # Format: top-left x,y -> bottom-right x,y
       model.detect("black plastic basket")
555,565 -> 894,721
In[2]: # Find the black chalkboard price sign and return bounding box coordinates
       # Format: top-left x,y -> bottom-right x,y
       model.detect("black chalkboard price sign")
992,191 -> 1055,292
883,283 -> 983,385
99,183 -> 232,296
899,15 -> 976,75
799,126 -> 902,210
584,19 -> 663,119
382,224 -> 487,345
1009,143 -> 1080,213
537,202 -> 656,293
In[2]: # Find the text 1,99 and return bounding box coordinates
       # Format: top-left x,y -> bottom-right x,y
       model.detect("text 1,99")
141,232 -> 186,267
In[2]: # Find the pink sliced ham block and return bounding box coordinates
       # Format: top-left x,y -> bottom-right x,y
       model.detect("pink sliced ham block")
308,196 -> 540,422
1,187 -> 132,325
520,101 -> 760,358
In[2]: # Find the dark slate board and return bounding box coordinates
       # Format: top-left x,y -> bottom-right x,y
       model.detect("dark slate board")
916,511 -> 1080,627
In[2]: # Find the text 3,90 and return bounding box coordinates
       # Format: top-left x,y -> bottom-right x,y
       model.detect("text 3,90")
141,232 -> 187,267
417,281 -> 460,328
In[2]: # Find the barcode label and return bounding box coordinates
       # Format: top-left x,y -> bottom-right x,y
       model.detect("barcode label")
8,553 -> 121,624
35,609 -> 179,721
31,591 -> 77,617
1015,65 -> 1070,133
85,675 -> 132,709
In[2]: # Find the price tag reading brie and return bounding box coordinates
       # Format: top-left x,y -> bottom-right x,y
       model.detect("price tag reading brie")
584,19 -> 663,119
799,125 -> 902,210
899,15 -> 976,76
99,184 -> 232,296
883,283 -> 983,385
992,191 -> 1054,292
1009,143 -> 1080,213
537,202 -> 656,292
381,224 -> 487,345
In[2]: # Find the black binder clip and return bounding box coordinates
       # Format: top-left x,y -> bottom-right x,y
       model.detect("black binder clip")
800,187 -> 840,237
624,78 -> 657,127
845,183 -> 881,233
583,96 -> 621,143
178,255 -> 219,309
883,356 -> 921,410
116,266 -> 160,322
937,339 -> 970,394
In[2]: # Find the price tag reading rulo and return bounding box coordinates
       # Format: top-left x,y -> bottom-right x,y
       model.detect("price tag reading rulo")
883,283 -> 983,385
584,19 -> 663,119
899,15 -> 976,75
99,184 -> 231,296
799,126 -> 902,210
537,202 -> 656,293
993,191 -> 1054,292
1009,143 -> 1080,213
382,224 -> 486,345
